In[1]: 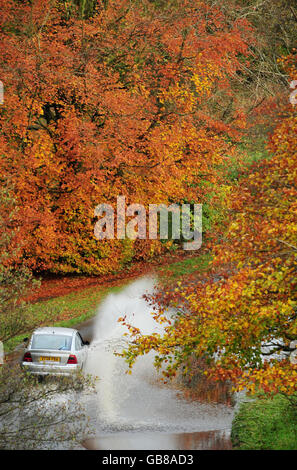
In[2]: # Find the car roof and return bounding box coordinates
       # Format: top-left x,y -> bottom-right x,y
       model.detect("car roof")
32,327 -> 78,337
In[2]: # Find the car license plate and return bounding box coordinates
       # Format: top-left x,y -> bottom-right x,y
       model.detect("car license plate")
40,356 -> 60,362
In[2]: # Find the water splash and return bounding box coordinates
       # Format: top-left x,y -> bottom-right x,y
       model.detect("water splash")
83,275 -> 234,449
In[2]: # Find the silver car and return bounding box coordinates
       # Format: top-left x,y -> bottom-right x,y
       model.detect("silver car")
21,327 -> 89,376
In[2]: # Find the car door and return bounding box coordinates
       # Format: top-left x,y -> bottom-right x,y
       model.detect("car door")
75,333 -> 84,368
79,332 -> 88,365
75,333 -> 87,368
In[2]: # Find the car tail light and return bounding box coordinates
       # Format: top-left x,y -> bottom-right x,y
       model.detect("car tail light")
23,352 -> 32,362
67,354 -> 78,364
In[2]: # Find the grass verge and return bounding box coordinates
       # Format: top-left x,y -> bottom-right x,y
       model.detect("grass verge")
231,394 -> 297,450
158,253 -> 212,280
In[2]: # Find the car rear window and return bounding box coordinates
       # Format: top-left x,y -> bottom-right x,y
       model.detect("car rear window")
31,334 -> 72,351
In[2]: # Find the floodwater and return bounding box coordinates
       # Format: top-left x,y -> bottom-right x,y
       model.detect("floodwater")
78,276 -> 234,450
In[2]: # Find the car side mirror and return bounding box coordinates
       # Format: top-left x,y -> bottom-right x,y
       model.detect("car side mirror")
84,341 -> 90,346
23,337 -> 29,343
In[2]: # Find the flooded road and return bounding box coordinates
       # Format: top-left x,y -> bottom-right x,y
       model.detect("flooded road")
79,276 -> 234,450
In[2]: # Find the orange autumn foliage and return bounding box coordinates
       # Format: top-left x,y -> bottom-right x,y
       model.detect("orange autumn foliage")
122,53 -> 297,396
0,0 -> 252,274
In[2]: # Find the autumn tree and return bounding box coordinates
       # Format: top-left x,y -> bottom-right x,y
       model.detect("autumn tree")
121,53 -> 297,397
0,0 -> 253,274
209,0 -> 297,147
0,185 -> 39,342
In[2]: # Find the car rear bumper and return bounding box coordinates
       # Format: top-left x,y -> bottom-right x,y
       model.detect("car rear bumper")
21,362 -> 80,376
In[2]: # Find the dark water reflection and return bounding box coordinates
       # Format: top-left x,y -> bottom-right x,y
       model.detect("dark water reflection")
82,430 -> 232,450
